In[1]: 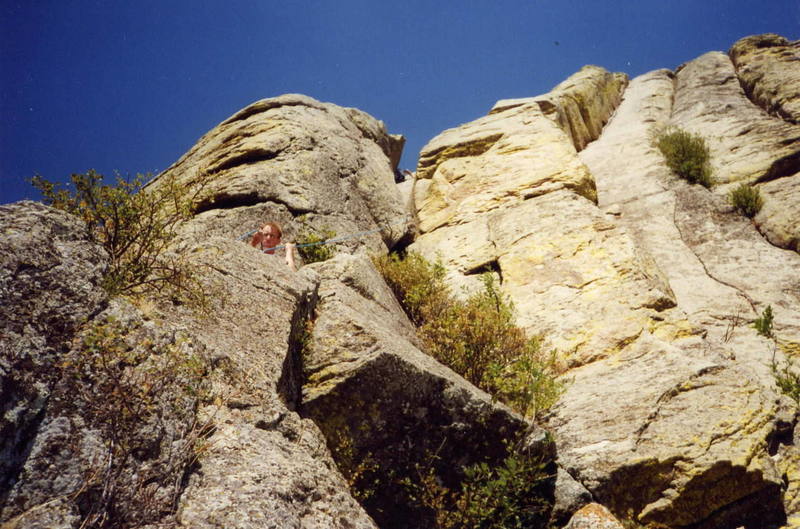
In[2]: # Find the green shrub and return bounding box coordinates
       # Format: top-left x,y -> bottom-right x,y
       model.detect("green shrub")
402,442 -> 552,529
296,228 -> 337,264
373,252 -> 562,419
31,170 -> 208,303
754,305 -> 774,338
655,127 -> 713,188
771,357 -> 800,404
373,251 -> 450,326
728,183 -> 764,218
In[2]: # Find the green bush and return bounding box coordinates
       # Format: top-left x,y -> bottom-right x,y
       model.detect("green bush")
373,252 -> 562,419
771,357 -> 800,404
728,183 -> 764,218
31,170 -> 208,303
296,228 -> 337,264
404,444 -> 552,529
754,305 -> 774,338
655,127 -> 714,188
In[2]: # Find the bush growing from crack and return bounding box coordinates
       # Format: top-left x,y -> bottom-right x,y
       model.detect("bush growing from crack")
373,252 -> 562,419
754,305 -> 774,338
654,127 -> 714,188
296,227 -> 337,264
728,183 -> 764,218
31,169 -> 210,305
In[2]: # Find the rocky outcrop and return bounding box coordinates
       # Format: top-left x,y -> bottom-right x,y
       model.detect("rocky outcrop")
671,49 -> 800,252
157,94 -> 411,254
491,65 -> 628,151
729,33 -> 800,124
410,34 -> 800,528
5,32 -> 800,529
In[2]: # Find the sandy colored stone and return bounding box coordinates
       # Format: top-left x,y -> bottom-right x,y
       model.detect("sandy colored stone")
493,65 -> 628,151
414,102 -> 596,233
547,332 -> 787,528
671,51 -> 800,190
563,503 -> 625,529
755,171 -> 800,252
574,63 -> 800,527
729,33 -> 800,123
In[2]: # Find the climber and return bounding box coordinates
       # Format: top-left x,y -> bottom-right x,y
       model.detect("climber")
250,221 -> 297,271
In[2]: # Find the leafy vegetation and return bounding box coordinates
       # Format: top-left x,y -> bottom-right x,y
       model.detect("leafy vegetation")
373,252 -> 562,419
754,305 -> 774,338
771,357 -> 800,404
654,127 -> 714,188
296,227 -> 337,264
32,170 -> 209,304
728,183 -> 764,218
402,443 -> 552,529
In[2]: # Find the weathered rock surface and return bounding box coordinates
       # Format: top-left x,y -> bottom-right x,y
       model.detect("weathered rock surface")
411,33 -> 800,528
729,33 -> 800,123
301,253 -> 550,529
492,65 -> 628,151
163,239 -> 377,529
0,202 -> 107,524
671,49 -> 800,252
411,66 -> 674,366
158,93 -> 411,254
563,503 -> 625,529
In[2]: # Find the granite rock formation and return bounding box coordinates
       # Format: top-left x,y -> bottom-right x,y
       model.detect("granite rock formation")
3,33 -> 800,529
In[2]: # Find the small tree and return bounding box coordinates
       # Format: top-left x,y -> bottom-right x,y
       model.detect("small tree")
32,170 -> 209,302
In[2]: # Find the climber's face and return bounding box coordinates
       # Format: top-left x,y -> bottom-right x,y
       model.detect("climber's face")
261,226 -> 281,253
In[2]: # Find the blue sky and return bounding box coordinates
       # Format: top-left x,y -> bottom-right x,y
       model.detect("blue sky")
2,1 -> 798,204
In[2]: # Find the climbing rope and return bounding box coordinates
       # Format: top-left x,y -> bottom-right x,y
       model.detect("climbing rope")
239,216 -> 413,252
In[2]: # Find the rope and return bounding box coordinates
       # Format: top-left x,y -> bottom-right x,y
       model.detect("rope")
240,216 -> 412,252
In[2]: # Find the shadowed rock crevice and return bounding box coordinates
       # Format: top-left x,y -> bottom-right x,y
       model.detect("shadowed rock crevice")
758,148 -> 800,183
277,282 -> 319,411
206,147 -> 281,175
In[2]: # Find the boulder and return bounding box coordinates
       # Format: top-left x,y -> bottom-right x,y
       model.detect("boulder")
301,253 -> 552,529
154,94 -> 411,255
563,503 -> 625,529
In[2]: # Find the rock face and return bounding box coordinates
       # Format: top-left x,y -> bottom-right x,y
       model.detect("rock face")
410,33 -> 800,528
156,94 -> 412,254
671,48 -> 800,252
4,33 -> 800,529
729,33 -> 800,123
0,202 -> 108,526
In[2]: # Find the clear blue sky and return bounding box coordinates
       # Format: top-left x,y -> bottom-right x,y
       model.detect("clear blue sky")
2,0 -> 798,204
